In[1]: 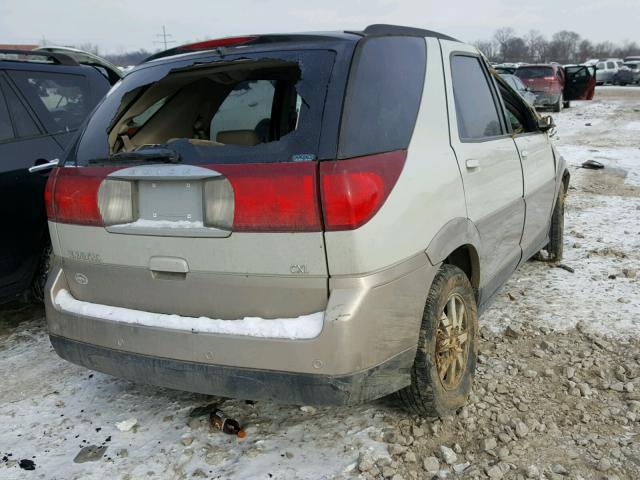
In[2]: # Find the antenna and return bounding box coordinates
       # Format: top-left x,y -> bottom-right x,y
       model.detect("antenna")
154,25 -> 176,50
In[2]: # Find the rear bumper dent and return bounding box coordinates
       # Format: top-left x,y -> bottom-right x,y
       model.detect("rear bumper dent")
45,253 -> 436,402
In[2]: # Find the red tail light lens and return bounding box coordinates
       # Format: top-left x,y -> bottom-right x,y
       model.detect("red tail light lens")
47,167 -> 115,226
178,36 -> 257,51
543,76 -> 556,81
320,151 -> 406,231
44,168 -> 58,220
211,162 -> 322,232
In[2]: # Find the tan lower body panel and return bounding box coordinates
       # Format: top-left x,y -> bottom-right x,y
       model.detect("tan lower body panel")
45,253 -> 437,376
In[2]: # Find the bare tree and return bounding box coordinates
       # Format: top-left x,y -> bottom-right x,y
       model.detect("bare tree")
493,27 -> 516,62
503,37 -> 528,63
577,40 -> 594,63
525,30 -> 547,63
547,31 -> 581,64
473,40 -> 497,61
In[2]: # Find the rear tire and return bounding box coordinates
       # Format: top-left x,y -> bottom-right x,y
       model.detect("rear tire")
563,99 -> 570,108
544,183 -> 566,262
397,264 -> 478,417
31,245 -> 52,304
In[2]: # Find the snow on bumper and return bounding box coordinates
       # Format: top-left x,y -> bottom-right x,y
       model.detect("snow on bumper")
54,288 -> 324,340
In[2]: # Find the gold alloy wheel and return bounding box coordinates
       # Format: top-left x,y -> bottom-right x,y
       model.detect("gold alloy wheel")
435,293 -> 470,390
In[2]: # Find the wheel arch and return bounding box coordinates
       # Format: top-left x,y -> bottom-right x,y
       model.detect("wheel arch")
425,218 -> 482,300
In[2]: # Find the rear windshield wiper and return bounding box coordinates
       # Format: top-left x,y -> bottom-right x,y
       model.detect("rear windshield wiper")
87,147 -> 181,166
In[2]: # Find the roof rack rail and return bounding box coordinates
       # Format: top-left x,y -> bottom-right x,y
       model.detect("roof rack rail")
361,24 -> 459,42
0,49 -> 78,66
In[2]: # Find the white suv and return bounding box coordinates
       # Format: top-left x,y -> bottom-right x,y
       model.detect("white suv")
42,25 -> 568,416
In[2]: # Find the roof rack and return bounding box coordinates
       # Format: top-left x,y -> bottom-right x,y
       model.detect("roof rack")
0,49 -> 78,66
362,24 -> 459,42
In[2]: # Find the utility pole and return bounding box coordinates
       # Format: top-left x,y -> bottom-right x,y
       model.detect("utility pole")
154,25 -> 176,50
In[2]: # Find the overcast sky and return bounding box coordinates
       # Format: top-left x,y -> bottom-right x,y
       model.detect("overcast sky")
1,0 -> 638,54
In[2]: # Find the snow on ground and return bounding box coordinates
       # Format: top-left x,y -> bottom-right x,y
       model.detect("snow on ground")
1,87 -> 639,480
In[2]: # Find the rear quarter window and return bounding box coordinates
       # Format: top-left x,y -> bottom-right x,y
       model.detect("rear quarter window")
338,36 -> 426,158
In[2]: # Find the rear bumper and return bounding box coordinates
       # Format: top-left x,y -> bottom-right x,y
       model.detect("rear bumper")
45,253 -> 436,404
50,335 -> 414,405
533,92 -> 561,107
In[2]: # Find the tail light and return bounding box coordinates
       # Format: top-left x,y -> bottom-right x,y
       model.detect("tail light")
211,162 -> 321,232
98,179 -> 135,226
543,76 -> 556,81
47,151 -> 406,232
203,177 -> 234,230
46,167 -> 116,226
320,151 -> 406,230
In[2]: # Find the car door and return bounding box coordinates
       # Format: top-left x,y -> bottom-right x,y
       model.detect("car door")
0,74 -> 62,299
565,66 -> 596,100
494,77 -> 557,262
440,41 -> 525,304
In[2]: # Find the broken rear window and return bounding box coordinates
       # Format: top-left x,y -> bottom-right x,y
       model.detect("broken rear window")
72,50 -> 336,166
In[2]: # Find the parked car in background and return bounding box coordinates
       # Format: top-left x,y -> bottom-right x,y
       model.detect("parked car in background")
43,25 -> 568,416
595,59 -> 623,85
493,63 -> 518,75
0,49 -> 117,303
499,73 -> 536,106
515,63 -> 595,111
614,62 -> 640,85
624,56 -> 640,63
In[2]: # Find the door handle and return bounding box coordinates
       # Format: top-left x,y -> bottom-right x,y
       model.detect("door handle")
465,159 -> 480,169
29,158 -> 59,173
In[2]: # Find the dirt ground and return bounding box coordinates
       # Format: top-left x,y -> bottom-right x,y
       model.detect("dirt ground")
1,87 -> 639,480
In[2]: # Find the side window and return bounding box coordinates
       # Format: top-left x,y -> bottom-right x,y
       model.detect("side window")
339,36 -> 426,158
7,70 -> 89,133
0,78 -> 40,138
606,62 -> 615,69
596,62 -> 604,70
0,86 -> 13,141
451,55 -> 503,140
210,80 -> 279,143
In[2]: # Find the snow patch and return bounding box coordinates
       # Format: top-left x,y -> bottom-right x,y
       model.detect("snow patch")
121,218 -> 205,229
54,289 -> 324,339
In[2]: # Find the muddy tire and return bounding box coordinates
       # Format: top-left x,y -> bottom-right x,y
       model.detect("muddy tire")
545,184 -> 566,262
397,264 -> 478,417
31,245 -> 52,304
563,99 -> 570,109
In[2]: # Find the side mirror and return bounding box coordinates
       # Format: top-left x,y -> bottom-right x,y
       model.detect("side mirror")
537,115 -> 555,132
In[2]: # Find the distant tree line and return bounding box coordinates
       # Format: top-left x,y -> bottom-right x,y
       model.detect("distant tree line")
474,28 -> 640,64
103,49 -> 155,66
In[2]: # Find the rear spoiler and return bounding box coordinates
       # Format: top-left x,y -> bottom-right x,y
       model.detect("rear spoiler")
0,49 -> 77,66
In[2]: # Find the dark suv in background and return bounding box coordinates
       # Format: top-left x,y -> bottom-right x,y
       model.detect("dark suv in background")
0,49 -> 118,303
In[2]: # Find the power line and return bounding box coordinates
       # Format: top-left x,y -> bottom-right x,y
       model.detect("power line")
153,25 -> 176,50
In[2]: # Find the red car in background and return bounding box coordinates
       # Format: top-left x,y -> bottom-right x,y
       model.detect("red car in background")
515,63 -> 596,112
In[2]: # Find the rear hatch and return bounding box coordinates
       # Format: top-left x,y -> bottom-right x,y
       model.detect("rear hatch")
47,43 -> 349,319
515,66 -> 557,93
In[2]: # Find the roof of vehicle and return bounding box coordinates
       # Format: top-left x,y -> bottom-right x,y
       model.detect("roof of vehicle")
517,63 -> 556,68
143,24 -> 459,64
34,46 -> 123,79
0,48 -> 78,66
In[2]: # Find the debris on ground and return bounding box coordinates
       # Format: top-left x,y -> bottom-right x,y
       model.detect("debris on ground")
210,410 -> 246,438
73,446 -> 107,464
115,418 -> 137,432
